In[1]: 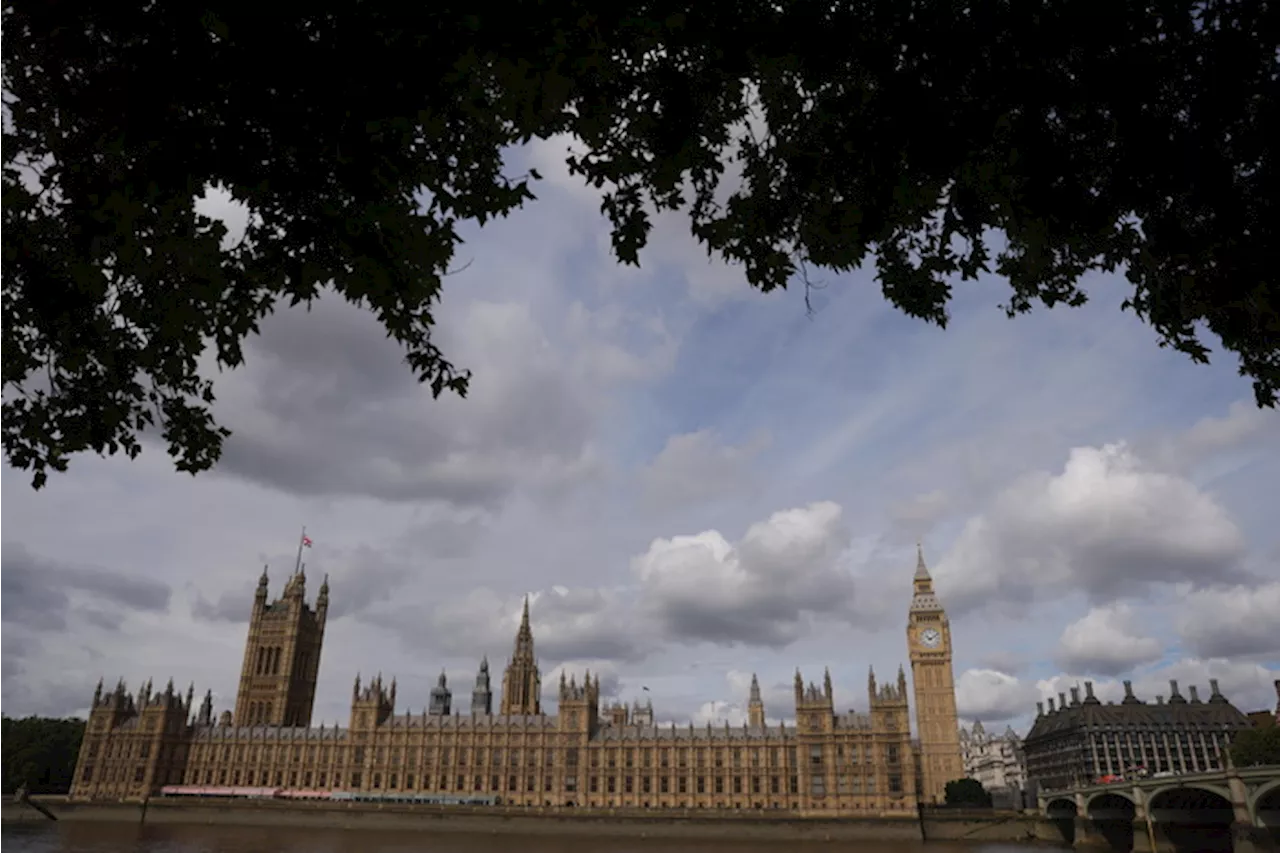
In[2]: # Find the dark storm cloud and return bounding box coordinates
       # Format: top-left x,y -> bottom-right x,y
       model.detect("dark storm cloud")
0,542 -> 171,631
208,295 -> 597,507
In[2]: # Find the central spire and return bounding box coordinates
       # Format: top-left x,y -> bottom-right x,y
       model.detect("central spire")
910,544 -> 943,612
513,595 -> 534,659
914,542 -> 931,581
500,595 -> 542,716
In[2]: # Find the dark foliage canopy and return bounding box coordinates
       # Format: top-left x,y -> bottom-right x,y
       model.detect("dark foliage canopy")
1,716 -> 85,795
944,776 -> 994,807
4,0 -> 1277,486
1229,724 -> 1280,768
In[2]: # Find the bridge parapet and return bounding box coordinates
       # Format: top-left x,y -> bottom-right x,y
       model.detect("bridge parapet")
1036,765 -> 1280,831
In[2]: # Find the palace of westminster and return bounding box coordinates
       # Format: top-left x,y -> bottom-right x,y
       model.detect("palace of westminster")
70,549 -> 967,814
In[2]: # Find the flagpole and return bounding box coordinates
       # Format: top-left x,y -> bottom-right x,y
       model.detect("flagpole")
294,526 -> 307,576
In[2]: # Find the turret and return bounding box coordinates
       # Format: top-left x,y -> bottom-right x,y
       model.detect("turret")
747,673 -> 766,728
350,672 -> 395,729
471,656 -> 493,716
316,574 -> 329,627
429,670 -> 452,716
199,689 -> 214,725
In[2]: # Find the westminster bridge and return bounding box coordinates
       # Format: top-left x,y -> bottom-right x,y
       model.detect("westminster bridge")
1038,764 -> 1280,853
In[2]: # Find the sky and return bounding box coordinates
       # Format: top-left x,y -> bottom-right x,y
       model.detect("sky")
3,135 -> 1278,738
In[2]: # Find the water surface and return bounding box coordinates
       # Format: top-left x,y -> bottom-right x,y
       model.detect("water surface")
3,823 -> 1052,853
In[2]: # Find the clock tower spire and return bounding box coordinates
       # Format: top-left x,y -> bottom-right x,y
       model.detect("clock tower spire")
907,544 -> 964,804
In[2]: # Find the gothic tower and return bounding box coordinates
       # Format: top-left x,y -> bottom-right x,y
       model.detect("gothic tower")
500,596 -> 542,716
557,669 -> 600,734
471,657 -> 493,716
233,564 -> 328,727
428,670 -> 452,716
907,545 -> 964,804
747,673 -> 766,728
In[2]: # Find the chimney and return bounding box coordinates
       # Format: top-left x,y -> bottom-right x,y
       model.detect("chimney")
1084,681 -> 1097,702
1169,680 -> 1186,703
1036,701 -> 1045,717
1059,692 -> 1068,710
1156,695 -> 1164,705
1070,686 -> 1081,706
1189,685 -> 1201,703
1209,678 -> 1223,700
1048,698 -> 1056,713
1122,680 -> 1138,704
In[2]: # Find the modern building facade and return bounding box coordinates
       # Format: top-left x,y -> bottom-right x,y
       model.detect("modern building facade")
959,720 -> 1026,804
70,550 -> 966,813
1021,679 -> 1253,792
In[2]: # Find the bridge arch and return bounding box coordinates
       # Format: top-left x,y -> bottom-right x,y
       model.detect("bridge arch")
1043,797 -> 1077,846
1044,796 -> 1078,818
1254,780 -> 1280,829
1251,778 -> 1280,812
1148,785 -> 1236,853
1148,782 -> 1234,807
1086,792 -> 1136,852
1085,789 -> 1135,810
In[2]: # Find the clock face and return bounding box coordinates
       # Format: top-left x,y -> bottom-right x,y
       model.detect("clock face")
920,628 -> 942,649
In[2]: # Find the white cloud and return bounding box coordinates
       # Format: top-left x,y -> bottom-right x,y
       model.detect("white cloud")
935,442 -> 1249,614
1176,581 -> 1280,659
1055,604 -> 1163,676
632,502 -> 855,647
640,429 -> 771,508
955,669 -> 1039,723
1148,400 -> 1280,472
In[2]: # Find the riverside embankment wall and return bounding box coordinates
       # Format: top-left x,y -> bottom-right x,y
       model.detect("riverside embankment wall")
2,797 -> 1065,844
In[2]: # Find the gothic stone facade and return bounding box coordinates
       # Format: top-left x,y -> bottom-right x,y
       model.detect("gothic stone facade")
71,553 -> 966,813
1021,678 -> 1253,792
959,720 -> 1027,798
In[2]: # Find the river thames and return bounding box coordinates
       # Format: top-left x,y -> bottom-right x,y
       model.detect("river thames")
3,823 -> 1055,853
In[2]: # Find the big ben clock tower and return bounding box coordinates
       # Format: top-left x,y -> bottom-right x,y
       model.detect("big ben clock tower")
907,544 -> 964,804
